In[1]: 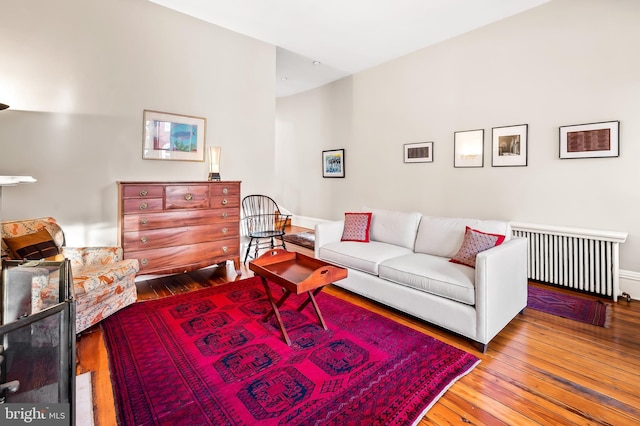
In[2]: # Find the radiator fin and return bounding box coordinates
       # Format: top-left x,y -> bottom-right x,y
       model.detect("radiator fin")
511,223 -> 628,301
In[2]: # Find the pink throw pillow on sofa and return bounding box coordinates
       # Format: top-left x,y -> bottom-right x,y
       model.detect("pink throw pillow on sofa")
341,212 -> 373,242
450,226 -> 505,268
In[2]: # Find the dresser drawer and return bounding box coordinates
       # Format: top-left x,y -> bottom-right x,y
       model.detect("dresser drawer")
210,182 -> 240,197
123,198 -> 163,213
122,184 -> 164,198
122,224 -> 239,251
123,208 -> 240,231
210,194 -> 239,209
165,185 -> 209,210
126,239 -> 239,273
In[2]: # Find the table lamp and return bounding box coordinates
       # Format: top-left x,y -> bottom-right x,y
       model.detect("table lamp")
208,146 -> 221,181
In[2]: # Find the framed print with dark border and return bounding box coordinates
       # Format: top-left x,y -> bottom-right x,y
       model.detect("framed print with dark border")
454,129 -> 484,168
322,149 -> 345,178
492,124 -> 528,167
404,142 -> 433,163
559,120 -> 619,159
142,110 -> 206,161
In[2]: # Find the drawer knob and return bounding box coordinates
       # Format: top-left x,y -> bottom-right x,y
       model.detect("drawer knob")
221,198 -> 228,205
140,218 -> 148,225
139,202 -> 148,210
222,188 -> 228,195
141,237 -> 148,244
140,258 -> 148,266
139,189 -> 148,197
222,246 -> 228,253
222,227 -> 227,234
185,193 -> 194,201
221,212 -> 228,219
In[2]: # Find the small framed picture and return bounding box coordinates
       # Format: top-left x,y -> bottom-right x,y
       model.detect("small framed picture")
454,129 -> 484,168
322,149 -> 345,178
559,120 -> 620,159
404,142 -> 433,163
142,110 -> 206,161
492,124 -> 528,167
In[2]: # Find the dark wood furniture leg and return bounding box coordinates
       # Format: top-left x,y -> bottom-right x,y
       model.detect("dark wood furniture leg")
260,277 -> 292,345
297,288 -> 327,330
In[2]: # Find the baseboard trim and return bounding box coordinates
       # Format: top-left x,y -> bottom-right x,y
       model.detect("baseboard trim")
620,269 -> 640,301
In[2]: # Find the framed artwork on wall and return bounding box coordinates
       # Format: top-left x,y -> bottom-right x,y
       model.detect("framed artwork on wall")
492,124 -> 528,167
404,142 -> 433,163
322,148 -> 345,178
142,110 -> 206,161
454,129 -> 484,168
559,120 -> 620,159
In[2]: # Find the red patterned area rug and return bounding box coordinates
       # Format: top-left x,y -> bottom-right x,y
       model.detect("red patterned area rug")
102,277 -> 479,425
527,284 -> 611,327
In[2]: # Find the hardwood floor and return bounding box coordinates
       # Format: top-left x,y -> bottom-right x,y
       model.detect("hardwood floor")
76,226 -> 640,425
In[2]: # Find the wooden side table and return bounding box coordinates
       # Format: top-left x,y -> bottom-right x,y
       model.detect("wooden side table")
249,249 -> 347,345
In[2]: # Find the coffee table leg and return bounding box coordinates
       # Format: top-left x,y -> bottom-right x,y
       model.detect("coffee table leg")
307,289 -> 328,330
260,277 -> 292,346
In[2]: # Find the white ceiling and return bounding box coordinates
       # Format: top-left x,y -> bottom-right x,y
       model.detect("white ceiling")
149,0 -> 551,97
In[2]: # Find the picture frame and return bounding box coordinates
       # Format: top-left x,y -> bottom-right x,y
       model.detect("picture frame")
404,142 -> 433,163
559,120 -> 619,159
322,149 -> 345,178
142,110 -> 206,161
492,124 -> 528,167
454,129 -> 484,168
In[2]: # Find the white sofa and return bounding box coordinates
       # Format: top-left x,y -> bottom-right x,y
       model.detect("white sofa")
315,208 -> 528,352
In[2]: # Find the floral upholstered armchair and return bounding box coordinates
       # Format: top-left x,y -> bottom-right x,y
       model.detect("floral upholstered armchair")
1,217 -> 139,333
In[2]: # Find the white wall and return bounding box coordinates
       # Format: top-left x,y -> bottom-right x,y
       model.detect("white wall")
0,0 -> 276,245
276,0 -> 640,273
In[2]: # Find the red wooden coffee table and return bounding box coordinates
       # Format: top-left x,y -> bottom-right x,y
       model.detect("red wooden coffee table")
248,249 -> 348,345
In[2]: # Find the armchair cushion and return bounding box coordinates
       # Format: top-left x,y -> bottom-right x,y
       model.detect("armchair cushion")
3,228 -> 61,260
62,246 -> 124,269
71,260 -> 139,296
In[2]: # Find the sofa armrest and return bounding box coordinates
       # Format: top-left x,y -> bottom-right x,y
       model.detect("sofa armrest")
474,237 -> 528,344
62,246 -> 123,268
314,221 -> 344,258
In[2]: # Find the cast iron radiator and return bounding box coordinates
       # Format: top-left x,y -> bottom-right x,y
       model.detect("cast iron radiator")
511,222 -> 628,301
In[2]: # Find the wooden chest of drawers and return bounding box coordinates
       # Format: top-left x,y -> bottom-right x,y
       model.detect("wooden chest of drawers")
117,181 -> 241,275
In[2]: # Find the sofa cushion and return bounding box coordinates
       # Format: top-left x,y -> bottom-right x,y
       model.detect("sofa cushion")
414,216 -> 511,258
341,212 -> 372,242
3,228 -> 61,260
450,226 -> 505,268
319,241 -> 413,275
378,253 -> 476,305
364,207 -> 422,250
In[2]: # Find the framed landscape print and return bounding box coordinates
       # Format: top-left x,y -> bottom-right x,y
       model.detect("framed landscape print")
142,110 -> 206,161
322,149 -> 345,178
559,120 -> 619,159
454,129 -> 484,168
404,142 -> 433,163
492,124 -> 528,167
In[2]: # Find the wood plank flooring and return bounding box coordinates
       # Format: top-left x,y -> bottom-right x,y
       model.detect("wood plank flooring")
76,226 -> 640,425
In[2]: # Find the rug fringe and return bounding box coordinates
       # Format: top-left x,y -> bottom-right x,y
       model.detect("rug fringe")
603,302 -> 613,328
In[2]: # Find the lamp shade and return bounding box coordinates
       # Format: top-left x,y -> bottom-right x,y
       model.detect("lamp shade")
208,146 -> 221,181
